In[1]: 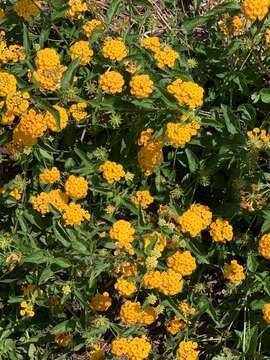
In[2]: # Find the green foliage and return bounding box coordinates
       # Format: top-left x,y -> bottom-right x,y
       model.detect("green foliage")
0,0 -> 270,359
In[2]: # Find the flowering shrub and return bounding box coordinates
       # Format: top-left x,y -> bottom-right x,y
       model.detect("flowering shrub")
0,0 -> 270,359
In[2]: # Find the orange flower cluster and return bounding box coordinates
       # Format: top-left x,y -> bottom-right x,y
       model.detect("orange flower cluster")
167,79 -> 204,109
120,300 -> 157,325
138,129 -> 163,176
177,340 -> 199,360
66,0 -> 87,19
219,16 -> 244,36
111,336 -> 151,360
39,167 -> 60,184
210,218 -> 233,243
64,175 -> 88,199
101,38 -> 127,61
90,292 -> 112,312
224,260 -> 246,283
100,160 -> 125,183
82,19 -> 103,37
114,277 -> 137,297
33,48 -> 67,92
0,39 -> 25,64
166,115 -> 201,147
258,233 -> 270,260
142,269 -> 183,295
13,0 -> 41,22
109,220 -> 135,254
131,190 -> 154,209
70,40 -> 93,65
178,204 -> 212,237
99,70 -> 125,94
166,250 -> 197,277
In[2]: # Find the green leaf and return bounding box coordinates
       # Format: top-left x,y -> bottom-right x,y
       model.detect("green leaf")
61,56 -> 82,90
107,0 -> 123,24
53,258 -> 72,268
260,88 -> 270,103
53,221 -> 71,248
245,325 -> 258,356
51,320 -> 75,335
185,148 -> 199,173
221,104 -> 239,135
38,267 -> 54,285
183,1 -> 240,32
23,23 -> 30,54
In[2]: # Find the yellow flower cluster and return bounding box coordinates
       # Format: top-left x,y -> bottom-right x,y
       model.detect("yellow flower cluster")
54,333 -> 72,347
20,301 -> 35,317
5,91 -> 30,117
111,336 -> 151,360
82,19 -> 103,37
115,261 -> 138,277
69,102 -> 88,122
70,40 -> 93,65
109,220 -> 135,254
32,189 -> 69,214
13,108 -> 47,147
177,340 -> 199,360
241,0 -> 269,21
33,48 -> 67,92
99,160 -> 125,183
62,203 -> 90,226
88,344 -> 105,360
179,301 -> 196,317
142,269 -> 183,295
262,303 -> 270,324
131,190 -> 154,209
144,231 -> 167,253
13,0 -> 41,21
130,74 -> 153,98
9,188 -> 22,201
258,233 -> 270,260
64,175 -> 88,199
140,36 -> 161,52
114,277 -> 137,297
138,129 -> 163,176
167,79 -> 204,110
166,302 -> 194,335
166,250 -> 197,277
209,218 -> 233,243
138,128 -> 154,146
224,260 -> 246,283
140,36 -> 179,68
39,167 -> 60,184
44,105 -> 68,132
247,128 -> 269,144
154,46 -> 179,69
99,71 -> 125,94
178,204 -> 212,237
166,117 -> 201,147
101,38 -> 127,61
90,292 -> 112,312
0,71 -> 17,97
0,40 -> 26,64
6,253 -> 21,271
66,0 -> 87,18
166,316 -> 187,335
219,16 -> 244,36
120,300 -> 157,325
